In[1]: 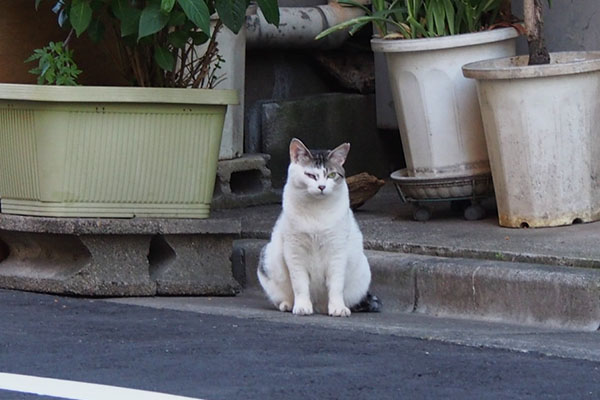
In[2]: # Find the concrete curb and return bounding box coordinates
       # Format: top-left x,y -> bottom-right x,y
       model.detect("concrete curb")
233,239 -> 600,331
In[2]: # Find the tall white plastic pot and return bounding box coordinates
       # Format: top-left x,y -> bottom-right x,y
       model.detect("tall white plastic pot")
371,28 -> 519,179
463,52 -> 600,228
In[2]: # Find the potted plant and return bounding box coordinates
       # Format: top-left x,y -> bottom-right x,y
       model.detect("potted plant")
317,1 -> 520,220
462,0 -> 600,228
0,0 -> 279,218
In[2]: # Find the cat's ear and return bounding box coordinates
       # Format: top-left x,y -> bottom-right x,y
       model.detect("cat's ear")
289,138 -> 313,164
328,143 -> 350,166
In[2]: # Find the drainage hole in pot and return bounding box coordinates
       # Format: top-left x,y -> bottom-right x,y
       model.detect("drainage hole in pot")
520,222 -> 530,228
573,218 -> 583,225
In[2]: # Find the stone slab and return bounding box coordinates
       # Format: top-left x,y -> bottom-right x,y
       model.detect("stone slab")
0,214 -> 241,235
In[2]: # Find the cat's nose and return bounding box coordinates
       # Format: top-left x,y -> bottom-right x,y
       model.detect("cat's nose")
318,185 -> 326,191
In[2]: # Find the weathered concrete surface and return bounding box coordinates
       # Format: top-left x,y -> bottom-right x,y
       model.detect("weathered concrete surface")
233,240 -> 600,331
0,215 -> 241,297
413,257 -> 600,331
215,184 -> 600,269
512,0 -> 600,54
149,234 -> 240,296
0,231 -> 156,296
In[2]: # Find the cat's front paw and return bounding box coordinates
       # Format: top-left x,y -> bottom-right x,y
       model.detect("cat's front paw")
293,299 -> 314,316
329,304 -> 351,317
278,301 -> 292,312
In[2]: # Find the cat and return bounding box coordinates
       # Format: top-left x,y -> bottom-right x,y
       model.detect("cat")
258,138 -> 381,317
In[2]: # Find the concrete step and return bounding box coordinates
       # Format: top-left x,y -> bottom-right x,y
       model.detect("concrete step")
233,239 -> 600,331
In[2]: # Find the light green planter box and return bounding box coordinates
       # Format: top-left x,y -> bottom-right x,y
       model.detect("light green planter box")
0,84 -> 238,218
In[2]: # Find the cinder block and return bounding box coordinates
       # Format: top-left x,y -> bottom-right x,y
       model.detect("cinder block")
212,154 -> 280,208
0,215 -> 242,296
232,239 -> 268,289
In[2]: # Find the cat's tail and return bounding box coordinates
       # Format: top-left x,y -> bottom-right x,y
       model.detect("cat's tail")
350,292 -> 382,313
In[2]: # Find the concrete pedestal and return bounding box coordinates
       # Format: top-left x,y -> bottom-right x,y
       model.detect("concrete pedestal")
0,215 -> 241,296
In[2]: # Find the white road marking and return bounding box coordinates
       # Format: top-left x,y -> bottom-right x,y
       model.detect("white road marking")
0,373 -> 205,400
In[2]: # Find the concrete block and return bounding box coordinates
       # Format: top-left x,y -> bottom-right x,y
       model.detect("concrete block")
414,257 -> 600,331
258,93 -> 388,187
232,239 -> 268,289
150,234 -> 240,296
0,215 -> 241,297
365,251 -> 416,313
0,231 -> 156,296
212,154 -> 280,209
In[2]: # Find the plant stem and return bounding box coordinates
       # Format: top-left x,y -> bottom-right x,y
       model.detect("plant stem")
524,0 -> 550,65
192,20 -> 222,89
63,29 -> 75,49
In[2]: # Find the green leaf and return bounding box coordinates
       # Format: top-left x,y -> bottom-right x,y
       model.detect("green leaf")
177,0 -> 211,35
111,0 -> 142,37
190,30 -> 209,45
87,18 -> 105,43
425,2 -> 435,35
432,0 -> 446,36
161,0 -> 177,13
35,0 -> 43,10
442,0 -> 455,35
168,30 -> 189,48
138,0 -> 170,40
24,51 -> 42,63
168,10 -> 187,26
215,0 -> 247,33
154,46 -> 175,72
70,0 -> 93,37
315,15 -> 407,40
256,0 -> 280,26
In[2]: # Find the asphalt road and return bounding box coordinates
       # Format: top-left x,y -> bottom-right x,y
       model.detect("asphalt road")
1,289 -> 599,400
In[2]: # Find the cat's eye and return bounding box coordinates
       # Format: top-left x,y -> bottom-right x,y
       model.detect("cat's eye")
327,172 -> 337,179
304,172 -> 317,180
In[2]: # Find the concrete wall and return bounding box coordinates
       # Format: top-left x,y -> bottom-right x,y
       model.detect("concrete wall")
513,0 -> 600,54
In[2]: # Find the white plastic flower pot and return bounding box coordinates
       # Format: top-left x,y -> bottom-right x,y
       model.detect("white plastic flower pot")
371,28 -> 519,179
463,51 -> 600,228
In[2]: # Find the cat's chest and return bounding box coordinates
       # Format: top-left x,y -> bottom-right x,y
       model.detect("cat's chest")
285,206 -> 348,231
287,228 -> 347,261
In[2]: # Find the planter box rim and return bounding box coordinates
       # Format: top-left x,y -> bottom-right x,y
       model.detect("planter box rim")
371,27 -> 519,53
0,83 -> 239,105
463,51 -> 600,80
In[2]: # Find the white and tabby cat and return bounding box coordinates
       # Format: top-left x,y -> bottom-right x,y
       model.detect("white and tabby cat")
258,138 -> 380,317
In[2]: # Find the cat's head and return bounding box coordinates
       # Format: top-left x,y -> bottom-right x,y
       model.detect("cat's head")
287,138 -> 350,198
